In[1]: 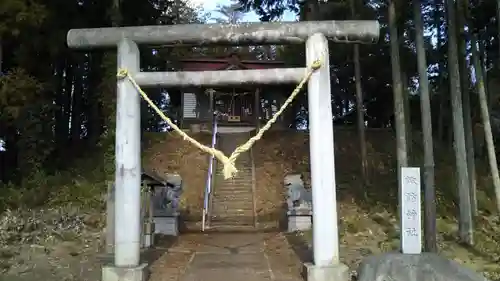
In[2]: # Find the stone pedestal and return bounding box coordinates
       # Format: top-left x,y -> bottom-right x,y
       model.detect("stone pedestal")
285,173 -> 313,232
153,215 -> 179,236
190,123 -> 201,133
151,173 -> 182,237
102,263 -> 148,281
304,262 -> 349,281
287,209 -> 312,232
142,221 -> 155,248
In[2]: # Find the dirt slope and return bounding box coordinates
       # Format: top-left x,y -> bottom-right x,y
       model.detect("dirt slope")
143,132 -> 212,220
143,128 -> 500,279
142,128 -> 499,221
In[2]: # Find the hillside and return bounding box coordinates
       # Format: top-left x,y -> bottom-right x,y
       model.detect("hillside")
143,128 -> 500,278
1,128 -> 500,280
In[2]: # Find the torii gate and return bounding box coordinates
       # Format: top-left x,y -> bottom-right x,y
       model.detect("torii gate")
66,20 -> 379,281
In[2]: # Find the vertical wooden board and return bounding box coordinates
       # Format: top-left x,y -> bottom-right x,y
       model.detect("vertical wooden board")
401,167 -> 422,254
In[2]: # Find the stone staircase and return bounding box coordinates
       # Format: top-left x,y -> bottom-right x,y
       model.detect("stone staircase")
209,132 -> 256,230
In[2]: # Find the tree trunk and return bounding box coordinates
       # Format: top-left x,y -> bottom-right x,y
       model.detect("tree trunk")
446,0 -> 473,245
0,36 -> 3,74
350,0 -> 369,184
111,0 -> 122,27
389,0 -> 408,170
457,0 -> 477,218
71,62 -> 84,148
389,0 -> 409,250
85,52 -> 105,145
435,0 -> 446,141
478,36 -> 489,115
402,71 -> 412,162
413,0 -> 437,253
497,0 -> 500,69
477,31 -> 493,119
53,58 -> 65,144
471,34 -> 500,214
55,60 -> 73,151
63,62 -> 74,148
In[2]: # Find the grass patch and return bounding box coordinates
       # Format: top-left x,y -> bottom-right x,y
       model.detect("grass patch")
273,129 -> 500,279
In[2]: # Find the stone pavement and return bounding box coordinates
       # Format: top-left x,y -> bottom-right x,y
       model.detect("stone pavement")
147,232 -> 305,281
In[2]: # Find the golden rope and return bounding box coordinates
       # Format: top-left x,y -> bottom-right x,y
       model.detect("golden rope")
117,59 -> 322,179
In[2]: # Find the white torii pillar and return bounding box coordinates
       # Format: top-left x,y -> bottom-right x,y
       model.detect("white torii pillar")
304,33 -> 349,281
102,38 -> 147,281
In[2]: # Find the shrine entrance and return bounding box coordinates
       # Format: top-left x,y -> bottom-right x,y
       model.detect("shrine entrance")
179,54 -> 285,129
213,89 -> 254,125
66,19 -> 380,281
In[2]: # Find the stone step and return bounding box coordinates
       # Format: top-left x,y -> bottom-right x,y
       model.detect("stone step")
212,196 -> 253,203
215,171 -> 252,177
212,193 -> 253,201
207,224 -> 256,232
215,161 -> 252,166
214,170 -> 253,176
211,199 -> 253,205
214,190 -> 252,196
215,183 -> 252,189
213,190 -> 252,196
210,209 -> 254,217
216,159 -> 252,164
215,190 -> 252,195
215,176 -> 253,182
215,159 -> 252,164
211,202 -> 253,210
215,184 -> 252,190
210,215 -> 253,220
216,183 -> 253,187
215,178 -> 252,183
212,201 -> 253,208
209,219 -> 255,227
213,195 -> 252,201
211,133 -> 256,229
211,212 -> 254,218
216,175 -> 252,179
211,203 -> 254,212
215,182 -> 252,188
216,176 -> 252,180
212,194 -> 253,201
210,213 -> 254,220
217,157 -> 252,161
208,223 -> 255,230
215,180 -> 252,185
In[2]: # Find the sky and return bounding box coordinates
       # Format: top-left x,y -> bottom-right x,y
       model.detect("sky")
189,0 -> 297,22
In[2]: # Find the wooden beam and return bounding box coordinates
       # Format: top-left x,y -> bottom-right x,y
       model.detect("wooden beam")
67,20 -> 380,48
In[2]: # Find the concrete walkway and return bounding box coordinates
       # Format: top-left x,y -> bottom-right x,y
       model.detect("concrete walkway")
147,232 -> 305,281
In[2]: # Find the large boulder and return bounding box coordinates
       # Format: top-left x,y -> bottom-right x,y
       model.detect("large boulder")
357,253 -> 489,281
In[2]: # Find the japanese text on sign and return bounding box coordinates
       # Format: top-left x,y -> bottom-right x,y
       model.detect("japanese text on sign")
400,167 -> 421,254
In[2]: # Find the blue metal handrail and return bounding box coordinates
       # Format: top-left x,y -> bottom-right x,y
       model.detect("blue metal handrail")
202,112 -> 218,231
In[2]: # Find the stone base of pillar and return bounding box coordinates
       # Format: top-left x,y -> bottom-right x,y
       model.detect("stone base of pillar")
102,263 -> 148,281
304,262 -> 349,281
